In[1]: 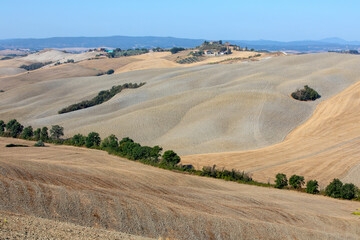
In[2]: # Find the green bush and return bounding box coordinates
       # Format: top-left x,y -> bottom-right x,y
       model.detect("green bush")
85,132 -> 101,148
71,134 -> 86,146
289,175 -> 305,189
21,126 -> 33,139
291,85 -> 321,101
341,183 -> 357,200
325,178 -> 343,198
306,180 -> 319,194
275,173 -> 288,189
162,150 -> 181,165
106,69 -> 114,75
101,134 -> 119,149
34,140 -> 45,147
6,119 -> 23,138
34,128 -> 41,141
40,127 -> 49,141
170,47 -> 185,54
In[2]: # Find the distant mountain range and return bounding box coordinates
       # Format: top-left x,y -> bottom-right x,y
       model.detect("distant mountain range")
0,36 -> 360,52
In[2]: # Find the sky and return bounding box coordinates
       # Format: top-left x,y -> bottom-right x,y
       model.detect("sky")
1,0 -> 360,41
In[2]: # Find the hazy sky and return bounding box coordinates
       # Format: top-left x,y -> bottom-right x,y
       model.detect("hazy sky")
1,0 -> 359,41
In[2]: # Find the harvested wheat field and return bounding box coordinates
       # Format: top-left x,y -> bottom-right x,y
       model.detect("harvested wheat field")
0,137 -> 359,239
1,53 -> 359,156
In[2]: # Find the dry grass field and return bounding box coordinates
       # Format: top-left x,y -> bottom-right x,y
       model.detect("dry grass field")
0,137 -> 359,240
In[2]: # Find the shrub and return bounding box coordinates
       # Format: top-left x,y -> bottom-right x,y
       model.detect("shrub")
50,125 -> 64,140
106,69 -> 114,75
341,183 -> 357,200
275,173 -> 288,189
21,126 -> 33,139
306,180 -> 319,194
65,59 -> 74,63
325,178 -> 343,198
170,47 -> 185,54
85,132 -> 101,148
0,120 -> 5,135
34,128 -> 41,141
289,175 -> 305,189
162,150 -> 181,165
40,127 -> 49,141
71,134 -> 86,146
34,140 -> 45,147
101,134 -> 119,149
291,85 -> 321,101
6,119 -> 23,138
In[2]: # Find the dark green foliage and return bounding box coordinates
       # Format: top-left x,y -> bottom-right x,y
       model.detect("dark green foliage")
34,128 -> 41,141
119,137 -> 134,145
65,59 -> 74,63
107,48 -> 149,58
101,134 -> 119,149
20,61 -> 52,71
40,127 -> 49,141
0,120 -> 5,135
201,165 -> 253,182
85,132 -> 101,148
325,178 -> 343,198
50,125 -> 64,140
275,173 -> 288,189
170,47 -> 185,54
291,85 -> 321,101
106,69 -> 114,75
341,183 -> 357,200
5,144 -> 28,147
34,140 -> 45,147
58,82 -> 146,114
71,134 -> 86,146
162,150 -> 180,165
289,175 -> 305,189
306,180 -> 319,194
6,119 -> 23,138
0,90 -> 4,92
21,126 -> 33,139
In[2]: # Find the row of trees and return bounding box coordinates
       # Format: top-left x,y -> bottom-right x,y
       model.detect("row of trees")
58,82 -> 146,114
0,119 -> 64,141
275,173 -> 359,200
20,61 -> 52,71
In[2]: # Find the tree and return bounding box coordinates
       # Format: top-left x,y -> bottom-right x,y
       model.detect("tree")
71,134 -> 86,146
40,127 -> 49,141
289,175 -> 305,189
306,180 -> 319,194
50,125 -> 64,140
275,173 -> 288,189
0,120 -> 5,135
170,47 -> 185,54
34,128 -> 41,141
6,119 -> 23,138
85,132 -> 101,148
101,134 -> 118,149
325,178 -> 343,198
21,126 -> 33,139
150,145 -> 163,162
341,183 -> 357,200
162,150 -> 180,165
106,69 -> 114,75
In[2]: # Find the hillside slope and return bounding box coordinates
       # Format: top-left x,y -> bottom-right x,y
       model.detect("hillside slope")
1,53 -> 359,156
0,137 -> 359,239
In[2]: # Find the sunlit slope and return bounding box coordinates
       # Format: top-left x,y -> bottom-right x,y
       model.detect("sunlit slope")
182,72 -> 360,187
1,53 -> 360,156
0,138 -> 359,240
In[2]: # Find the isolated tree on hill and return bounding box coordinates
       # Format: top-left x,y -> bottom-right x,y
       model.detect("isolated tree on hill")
289,175 -> 305,189
306,180 -> 319,194
325,178 -> 343,198
34,128 -> 41,141
21,126 -> 33,139
40,127 -> 49,141
50,125 -> 64,140
162,150 -> 181,165
275,173 -> 288,189
85,132 -> 101,148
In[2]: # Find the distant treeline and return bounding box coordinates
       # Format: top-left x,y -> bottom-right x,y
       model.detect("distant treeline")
20,61 -> 52,71
58,82 -> 146,114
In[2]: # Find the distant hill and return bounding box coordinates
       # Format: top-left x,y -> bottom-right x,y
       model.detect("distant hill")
0,36 -> 360,52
